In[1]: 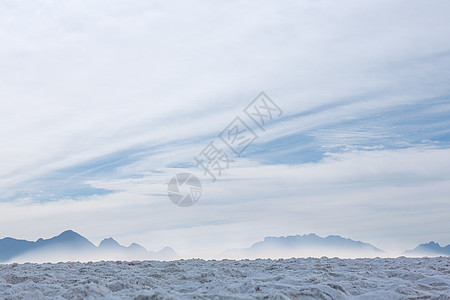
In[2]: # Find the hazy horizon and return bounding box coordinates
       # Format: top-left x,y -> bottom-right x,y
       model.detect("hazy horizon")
2,229 -> 448,263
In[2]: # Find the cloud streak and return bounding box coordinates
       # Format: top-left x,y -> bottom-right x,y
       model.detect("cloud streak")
0,0 -> 449,256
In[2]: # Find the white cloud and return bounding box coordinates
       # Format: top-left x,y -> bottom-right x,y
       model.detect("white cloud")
0,0 -> 449,255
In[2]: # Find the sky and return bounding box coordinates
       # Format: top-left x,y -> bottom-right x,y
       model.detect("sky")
1,0 -> 450,257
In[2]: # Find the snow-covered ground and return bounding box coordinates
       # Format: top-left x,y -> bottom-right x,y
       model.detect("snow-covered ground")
1,257 -> 449,299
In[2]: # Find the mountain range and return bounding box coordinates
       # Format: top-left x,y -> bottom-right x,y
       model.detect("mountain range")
221,234 -> 450,259
403,241 -> 450,256
220,233 -> 384,259
1,231 -> 449,262
0,230 -> 177,263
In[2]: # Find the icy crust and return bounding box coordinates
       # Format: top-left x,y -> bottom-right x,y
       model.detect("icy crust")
0,257 -> 449,299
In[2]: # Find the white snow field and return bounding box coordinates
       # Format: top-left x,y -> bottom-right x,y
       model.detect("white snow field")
1,257 -> 449,299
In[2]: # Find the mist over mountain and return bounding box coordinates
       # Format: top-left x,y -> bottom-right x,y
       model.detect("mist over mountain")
0,230 -> 177,263
36,230 -> 96,250
404,241 -> 450,257
99,237 -> 124,250
0,237 -> 35,262
3,231 -> 449,262
221,234 -> 384,259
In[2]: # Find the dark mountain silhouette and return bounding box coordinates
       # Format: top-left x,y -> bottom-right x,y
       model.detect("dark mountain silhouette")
99,237 -> 127,250
0,230 -> 177,263
129,243 -> 147,253
404,241 -> 450,256
0,230 -> 94,262
0,237 -> 35,262
36,230 -> 96,250
97,237 -> 160,256
221,233 -> 384,259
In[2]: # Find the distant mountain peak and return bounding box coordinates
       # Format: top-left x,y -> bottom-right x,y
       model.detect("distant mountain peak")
99,238 -> 122,249
306,233 -> 319,237
55,230 -> 85,239
155,247 -> 178,260
34,230 -> 96,251
159,246 -> 176,253
61,229 -> 77,235
129,243 -> 146,252
426,241 -> 440,247
35,231 -> 83,243
404,241 -> 450,256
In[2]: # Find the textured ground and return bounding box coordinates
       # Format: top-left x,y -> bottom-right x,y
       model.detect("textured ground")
1,257 -> 450,299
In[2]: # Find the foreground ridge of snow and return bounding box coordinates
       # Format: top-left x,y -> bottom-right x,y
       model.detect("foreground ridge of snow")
1,257 -> 449,299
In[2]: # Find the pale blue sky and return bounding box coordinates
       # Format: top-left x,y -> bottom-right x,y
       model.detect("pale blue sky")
0,0 -> 449,256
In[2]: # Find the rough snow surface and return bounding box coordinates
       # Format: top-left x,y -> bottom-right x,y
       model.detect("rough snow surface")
1,257 -> 449,299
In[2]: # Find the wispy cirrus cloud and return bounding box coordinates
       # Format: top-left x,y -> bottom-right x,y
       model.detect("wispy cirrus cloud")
0,0 -> 449,254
